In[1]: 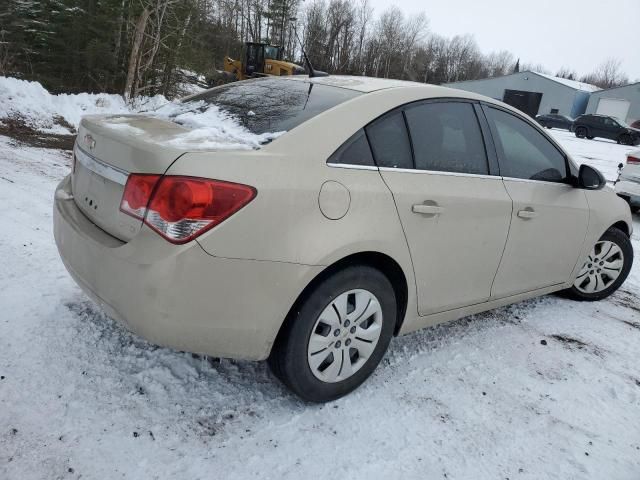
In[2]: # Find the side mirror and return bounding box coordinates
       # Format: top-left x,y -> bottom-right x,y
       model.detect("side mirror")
578,164 -> 606,190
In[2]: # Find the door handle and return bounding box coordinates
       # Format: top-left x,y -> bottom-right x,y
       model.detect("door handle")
412,203 -> 445,215
517,209 -> 538,219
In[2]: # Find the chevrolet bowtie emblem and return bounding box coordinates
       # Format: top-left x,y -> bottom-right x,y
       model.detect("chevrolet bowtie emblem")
84,134 -> 96,150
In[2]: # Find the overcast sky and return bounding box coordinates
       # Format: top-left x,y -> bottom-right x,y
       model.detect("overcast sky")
367,0 -> 640,81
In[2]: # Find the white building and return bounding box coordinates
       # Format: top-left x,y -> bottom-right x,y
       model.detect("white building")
445,71 -> 600,118
585,82 -> 640,125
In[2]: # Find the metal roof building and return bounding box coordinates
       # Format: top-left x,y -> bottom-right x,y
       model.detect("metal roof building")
445,71 -> 600,118
585,82 -> 640,125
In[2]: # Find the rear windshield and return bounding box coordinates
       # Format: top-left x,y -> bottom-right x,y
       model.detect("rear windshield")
178,78 -> 361,135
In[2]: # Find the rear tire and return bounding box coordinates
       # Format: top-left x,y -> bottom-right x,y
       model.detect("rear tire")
269,265 -> 397,402
564,227 -> 633,301
575,126 -> 587,139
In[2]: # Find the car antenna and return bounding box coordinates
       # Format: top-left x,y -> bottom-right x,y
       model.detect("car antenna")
289,17 -> 328,78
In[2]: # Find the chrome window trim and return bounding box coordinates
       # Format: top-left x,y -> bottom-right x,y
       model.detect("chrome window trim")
378,166 -> 498,180
327,163 -> 576,185
74,145 -> 129,185
326,163 -> 379,171
501,176 -> 573,187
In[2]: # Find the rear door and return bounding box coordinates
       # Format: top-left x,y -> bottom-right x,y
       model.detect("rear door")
591,116 -> 608,139
372,100 -> 512,315
482,105 -> 589,298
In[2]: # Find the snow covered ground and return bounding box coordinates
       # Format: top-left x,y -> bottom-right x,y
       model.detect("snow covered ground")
1,120 -> 639,479
549,129 -> 638,182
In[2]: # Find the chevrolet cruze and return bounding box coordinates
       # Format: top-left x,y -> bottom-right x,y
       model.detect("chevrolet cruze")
54,76 -> 634,402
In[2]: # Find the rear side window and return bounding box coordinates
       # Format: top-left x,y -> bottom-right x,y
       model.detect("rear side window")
404,102 -> 489,175
328,129 -> 375,166
365,111 -> 413,169
485,107 -> 567,182
175,78 -> 361,135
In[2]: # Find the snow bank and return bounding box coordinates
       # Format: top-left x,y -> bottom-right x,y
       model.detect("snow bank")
0,76 -> 167,135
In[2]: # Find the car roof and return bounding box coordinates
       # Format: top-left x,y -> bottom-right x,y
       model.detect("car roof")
274,74 -> 544,121
280,75 -> 501,104
281,75 -> 437,93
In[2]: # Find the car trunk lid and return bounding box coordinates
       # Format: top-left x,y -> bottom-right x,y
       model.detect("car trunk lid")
72,114 -> 189,242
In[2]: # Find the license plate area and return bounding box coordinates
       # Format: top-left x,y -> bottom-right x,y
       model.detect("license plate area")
72,147 -> 142,241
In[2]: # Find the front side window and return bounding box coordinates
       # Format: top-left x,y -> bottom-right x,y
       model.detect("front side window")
365,111 -> 413,169
404,102 -> 489,175
485,107 -> 567,182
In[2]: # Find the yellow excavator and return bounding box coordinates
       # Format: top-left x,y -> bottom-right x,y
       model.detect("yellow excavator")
223,42 -> 306,81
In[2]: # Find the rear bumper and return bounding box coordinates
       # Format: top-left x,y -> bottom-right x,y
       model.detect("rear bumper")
53,175 -> 322,360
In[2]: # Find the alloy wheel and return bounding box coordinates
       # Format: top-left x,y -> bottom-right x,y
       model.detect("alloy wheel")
307,289 -> 383,383
574,241 -> 625,294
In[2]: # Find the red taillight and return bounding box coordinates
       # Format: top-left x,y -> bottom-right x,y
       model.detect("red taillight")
120,174 -> 256,244
120,174 -> 161,219
627,155 -> 640,165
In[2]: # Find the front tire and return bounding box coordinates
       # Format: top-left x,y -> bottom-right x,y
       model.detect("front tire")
269,266 -> 397,402
565,227 -> 633,301
575,126 -> 587,139
619,134 -> 633,146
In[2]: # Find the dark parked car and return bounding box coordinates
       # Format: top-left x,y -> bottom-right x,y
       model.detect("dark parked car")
536,113 -> 574,130
572,114 -> 640,145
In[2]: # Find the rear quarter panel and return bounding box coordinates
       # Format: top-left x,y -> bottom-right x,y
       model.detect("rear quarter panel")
166,85 -> 518,332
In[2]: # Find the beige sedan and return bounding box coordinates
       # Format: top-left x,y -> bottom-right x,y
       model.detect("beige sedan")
54,76 -> 633,402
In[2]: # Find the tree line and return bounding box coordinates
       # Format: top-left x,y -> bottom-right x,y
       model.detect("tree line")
0,0 -> 631,99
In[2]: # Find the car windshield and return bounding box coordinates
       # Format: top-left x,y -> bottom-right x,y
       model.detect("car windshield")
616,118 -> 630,127
174,78 -> 361,136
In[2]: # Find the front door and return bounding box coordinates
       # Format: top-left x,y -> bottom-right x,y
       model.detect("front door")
482,105 -> 589,298
602,116 -> 621,141
367,101 -> 512,315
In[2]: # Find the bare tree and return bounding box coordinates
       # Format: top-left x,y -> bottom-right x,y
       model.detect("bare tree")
581,58 -> 628,89
555,66 -> 577,80
484,50 -> 515,78
520,62 -> 550,74
124,8 -> 151,101
0,30 -> 15,76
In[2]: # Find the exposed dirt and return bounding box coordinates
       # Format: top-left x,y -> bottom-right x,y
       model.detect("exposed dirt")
0,116 -> 75,150
548,334 -> 605,358
549,335 -> 589,348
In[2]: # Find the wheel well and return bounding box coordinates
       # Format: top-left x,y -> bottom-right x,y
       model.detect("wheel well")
274,252 -> 409,351
610,220 -> 630,237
